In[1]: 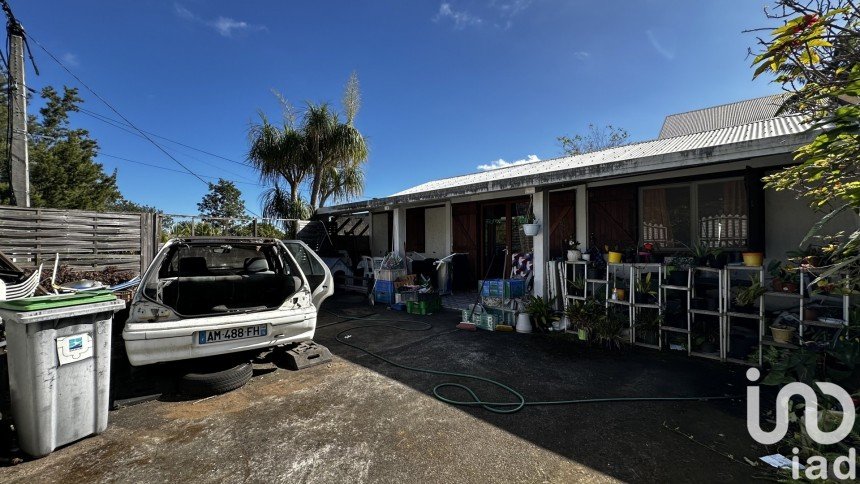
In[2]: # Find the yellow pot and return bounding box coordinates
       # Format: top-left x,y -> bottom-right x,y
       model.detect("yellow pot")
742,252 -> 763,267
614,288 -> 626,300
607,251 -> 623,264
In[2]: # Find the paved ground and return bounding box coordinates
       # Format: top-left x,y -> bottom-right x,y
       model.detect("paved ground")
1,294 -> 770,483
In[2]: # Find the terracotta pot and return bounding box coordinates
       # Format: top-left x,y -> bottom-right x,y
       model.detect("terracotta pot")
803,308 -> 818,321
772,278 -> 798,293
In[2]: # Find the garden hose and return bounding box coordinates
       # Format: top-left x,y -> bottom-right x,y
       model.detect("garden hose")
320,309 -> 742,414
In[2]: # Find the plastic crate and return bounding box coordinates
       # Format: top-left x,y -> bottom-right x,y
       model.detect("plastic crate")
374,289 -> 394,305
401,291 -> 439,302
407,298 -> 441,315
485,307 -> 516,326
460,306 -> 496,330
378,269 -> 407,282
479,279 -> 526,298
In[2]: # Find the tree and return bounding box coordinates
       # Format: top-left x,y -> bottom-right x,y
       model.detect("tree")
751,0 -> 859,288
247,72 -> 369,217
25,86 -> 122,210
557,124 -> 630,156
197,178 -> 246,224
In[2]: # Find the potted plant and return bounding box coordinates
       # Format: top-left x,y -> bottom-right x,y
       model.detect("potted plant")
568,277 -> 585,298
567,239 -> 581,262
787,245 -> 824,268
733,275 -> 767,313
565,301 -> 589,340
605,244 -> 623,264
767,260 -> 800,293
635,311 -> 662,345
665,256 -> 693,286
592,309 -> 626,350
634,272 -> 658,304
523,295 -> 557,332
521,197 -> 540,236
770,322 -> 796,343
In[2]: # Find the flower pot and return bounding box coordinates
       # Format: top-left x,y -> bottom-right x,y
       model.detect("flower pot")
803,308 -> 818,321
515,312 -> 533,333
742,252 -> 763,267
522,223 -> 540,236
613,288 -> 626,301
566,249 -> 581,262
770,325 -> 796,343
581,253 -> 591,261
667,270 -> 688,287
607,251 -> 623,264
577,328 -> 589,341
772,278 -> 798,293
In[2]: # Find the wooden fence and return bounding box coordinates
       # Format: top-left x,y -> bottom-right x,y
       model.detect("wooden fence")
0,206 -> 159,273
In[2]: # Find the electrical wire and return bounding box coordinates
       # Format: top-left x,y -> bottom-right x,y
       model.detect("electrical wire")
26,33 -> 210,185
321,309 -> 742,414
78,107 -> 248,167
99,153 -> 263,187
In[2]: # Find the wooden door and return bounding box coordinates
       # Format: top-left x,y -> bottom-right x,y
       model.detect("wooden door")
405,207 -> 426,253
588,185 -> 638,250
548,189 -> 576,259
451,202 -> 478,290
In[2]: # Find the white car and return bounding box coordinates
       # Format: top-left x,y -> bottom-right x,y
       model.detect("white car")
123,237 -> 333,366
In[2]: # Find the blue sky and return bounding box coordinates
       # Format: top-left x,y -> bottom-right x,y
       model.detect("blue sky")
16,0 -> 778,215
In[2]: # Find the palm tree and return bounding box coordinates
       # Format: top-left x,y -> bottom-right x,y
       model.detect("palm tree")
302,103 -> 368,209
247,73 -> 369,217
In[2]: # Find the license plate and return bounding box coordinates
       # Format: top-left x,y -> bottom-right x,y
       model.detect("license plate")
198,324 -> 268,344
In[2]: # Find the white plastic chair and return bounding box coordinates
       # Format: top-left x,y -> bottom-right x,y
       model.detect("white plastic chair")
4,264 -> 43,300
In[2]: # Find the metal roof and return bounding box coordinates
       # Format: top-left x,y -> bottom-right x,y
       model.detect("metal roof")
393,115 -> 808,196
657,93 -> 791,139
322,113 -> 811,215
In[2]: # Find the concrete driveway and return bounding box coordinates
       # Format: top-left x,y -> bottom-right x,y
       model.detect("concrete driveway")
2,294 -> 768,483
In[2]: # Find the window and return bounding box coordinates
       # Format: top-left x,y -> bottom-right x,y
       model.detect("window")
640,178 -> 748,250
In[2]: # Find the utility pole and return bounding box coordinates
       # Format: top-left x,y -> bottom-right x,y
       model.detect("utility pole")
7,13 -> 28,206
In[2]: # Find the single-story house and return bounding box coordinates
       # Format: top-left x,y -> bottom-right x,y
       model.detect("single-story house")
320,94 -> 859,299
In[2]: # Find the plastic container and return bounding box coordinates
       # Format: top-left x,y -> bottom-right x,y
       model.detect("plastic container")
0,291 -> 124,457
407,297 -> 441,315
479,279 -> 526,298
742,252 -> 763,267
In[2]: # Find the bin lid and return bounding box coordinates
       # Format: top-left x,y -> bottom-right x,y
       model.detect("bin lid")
0,290 -> 117,312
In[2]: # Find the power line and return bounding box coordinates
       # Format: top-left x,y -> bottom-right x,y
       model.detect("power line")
77,107 -> 249,167
100,153 -> 262,187
26,33 -> 210,185
77,109 -> 259,183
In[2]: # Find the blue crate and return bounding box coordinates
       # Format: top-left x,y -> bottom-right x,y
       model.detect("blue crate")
374,289 -> 394,305
375,280 -> 396,293
479,279 -> 526,298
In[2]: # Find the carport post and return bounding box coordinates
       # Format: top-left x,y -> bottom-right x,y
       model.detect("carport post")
532,189 -> 549,298
391,207 -> 407,257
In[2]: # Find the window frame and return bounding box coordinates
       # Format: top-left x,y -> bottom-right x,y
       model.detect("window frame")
638,176 -> 748,252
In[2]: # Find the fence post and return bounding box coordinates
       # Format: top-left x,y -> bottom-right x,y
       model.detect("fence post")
253,219 -> 258,237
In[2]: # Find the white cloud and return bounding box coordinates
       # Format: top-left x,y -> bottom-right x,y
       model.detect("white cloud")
477,154 -> 540,171
573,51 -> 590,60
646,30 -> 675,60
174,3 -> 265,38
434,3 -> 483,29
61,53 -> 79,68
491,0 -> 533,17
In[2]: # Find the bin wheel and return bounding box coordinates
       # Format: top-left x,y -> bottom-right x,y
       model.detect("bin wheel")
178,360 -> 253,397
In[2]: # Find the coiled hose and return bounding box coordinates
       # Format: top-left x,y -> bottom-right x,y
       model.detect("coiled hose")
320,309 -> 740,414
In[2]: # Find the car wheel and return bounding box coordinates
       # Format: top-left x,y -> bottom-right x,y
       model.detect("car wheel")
178,359 -> 253,397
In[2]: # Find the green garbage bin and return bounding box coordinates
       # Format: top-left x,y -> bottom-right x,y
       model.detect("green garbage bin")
0,291 -> 125,457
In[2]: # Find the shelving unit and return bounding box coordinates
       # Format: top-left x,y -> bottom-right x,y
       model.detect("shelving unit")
606,263 -> 634,343
798,269 -> 852,342
689,267 -> 724,362
562,260 -> 590,303
724,265 -> 766,366
631,263 -> 662,349
659,267 -> 691,355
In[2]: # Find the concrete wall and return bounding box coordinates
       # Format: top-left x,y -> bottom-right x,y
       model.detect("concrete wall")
424,206 -> 447,258
371,213 -> 389,257
765,188 -> 859,259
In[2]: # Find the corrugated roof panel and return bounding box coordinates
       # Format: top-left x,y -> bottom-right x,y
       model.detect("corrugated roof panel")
392,115 -> 808,197
657,93 -> 791,139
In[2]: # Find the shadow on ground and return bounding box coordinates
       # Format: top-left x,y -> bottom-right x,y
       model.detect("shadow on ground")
312,293 -> 768,483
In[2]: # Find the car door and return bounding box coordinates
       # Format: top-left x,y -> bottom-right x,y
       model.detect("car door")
281,240 -> 333,308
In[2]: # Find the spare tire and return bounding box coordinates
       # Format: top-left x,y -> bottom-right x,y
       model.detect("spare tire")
178,360 -> 253,397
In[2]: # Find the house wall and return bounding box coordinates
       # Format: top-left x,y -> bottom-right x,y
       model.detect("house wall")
765,188 -> 859,259
370,212 -> 390,256
424,206 -> 448,258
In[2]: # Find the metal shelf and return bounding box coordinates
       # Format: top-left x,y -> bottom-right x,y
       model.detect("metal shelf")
726,311 -> 763,320
764,291 -> 802,299
761,337 -> 799,350
803,319 -> 846,329
690,351 -> 721,361
689,309 -> 721,316
634,303 -> 660,309
634,341 -> 660,350
660,326 -> 689,334
607,299 -> 631,306
661,285 -> 690,291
